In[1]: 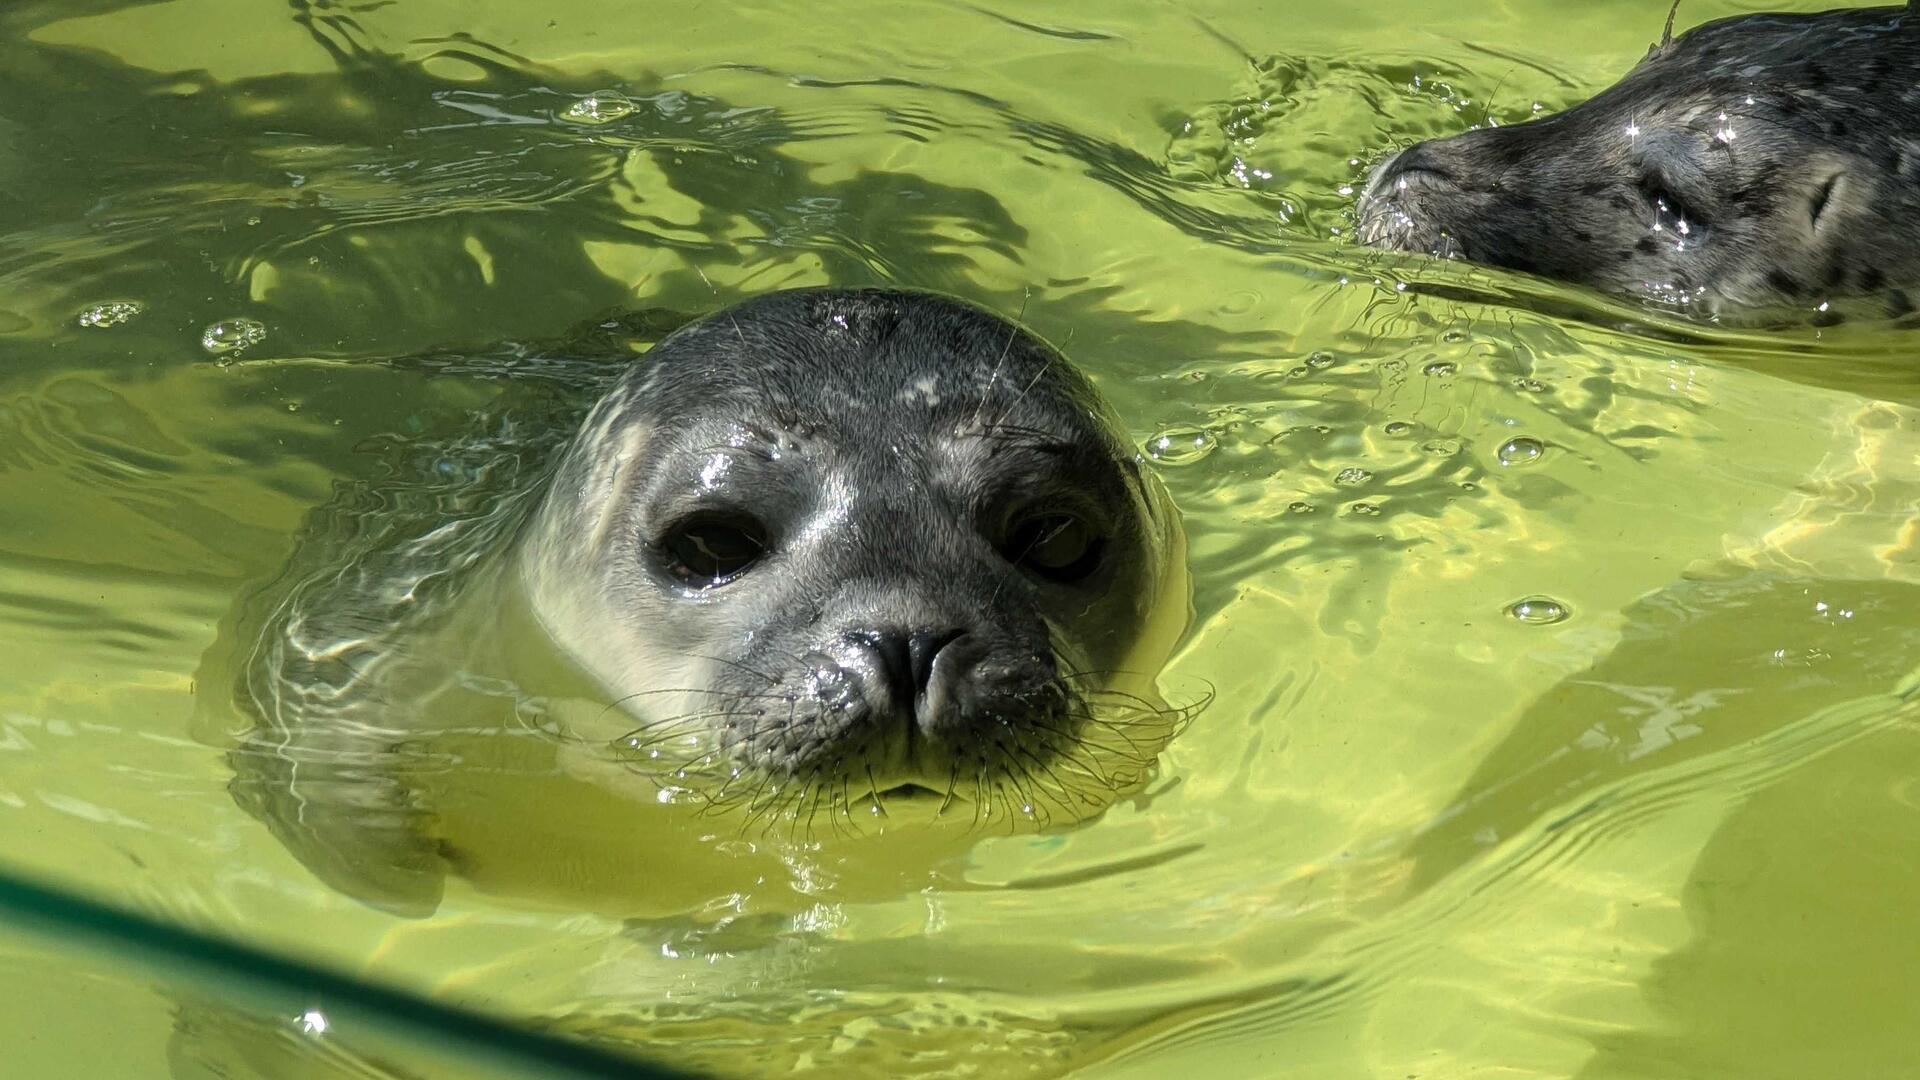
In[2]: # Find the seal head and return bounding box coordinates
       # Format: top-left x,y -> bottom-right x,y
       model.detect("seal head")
1357,5 -> 1920,313
521,287 -> 1190,822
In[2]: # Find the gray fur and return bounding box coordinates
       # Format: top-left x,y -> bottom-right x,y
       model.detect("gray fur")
1356,4 -> 1920,314
232,287 -> 1191,914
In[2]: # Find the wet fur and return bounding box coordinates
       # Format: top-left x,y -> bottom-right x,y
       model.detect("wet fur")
1357,3 -> 1920,315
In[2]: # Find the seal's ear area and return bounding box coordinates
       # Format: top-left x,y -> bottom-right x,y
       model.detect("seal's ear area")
1636,133 -> 1716,221
1646,0 -> 1684,60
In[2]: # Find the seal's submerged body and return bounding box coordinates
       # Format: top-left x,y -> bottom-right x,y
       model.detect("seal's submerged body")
223,288 -> 1191,913
1357,3 -> 1920,316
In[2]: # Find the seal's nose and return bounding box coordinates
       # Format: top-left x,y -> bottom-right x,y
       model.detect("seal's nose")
1369,142 -> 1460,197
1358,140 -> 1474,256
867,628 -> 965,707
1383,142 -> 1452,179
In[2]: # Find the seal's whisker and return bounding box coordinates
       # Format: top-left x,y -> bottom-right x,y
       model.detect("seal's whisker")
994,780 -> 1024,835
1008,744 -> 1098,810
817,771 -> 847,840
734,774 -> 795,836
794,767 -> 833,843
837,773 -> 866,837
936,760 -> 963,818
686,653 -> 783,688
1019,713 -> 1127,769
967,287 -> 1031,434
968,765 -> 992,831
1059,708 -> 1155,760
968,421 -> 1073,448
1071,684 -> 1166,715
1085,686 -> 1212,728
1029,738 -> 1122,792
591,688 -> 791,743
988,358 -> 1055,434
610,718 -> 727,759
862,764 -> 891,821
810,767 -> 839,841
993,739 -> 1050,822
702,756 -> 757,808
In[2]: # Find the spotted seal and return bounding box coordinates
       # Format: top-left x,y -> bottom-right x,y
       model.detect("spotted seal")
1356,3 -> 1920,316
218,287 -> 1194,913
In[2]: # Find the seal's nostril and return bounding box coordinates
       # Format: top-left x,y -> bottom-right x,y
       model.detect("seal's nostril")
866,632 -> 912,706
907,629 -> 965,695
861,628 -> 967,707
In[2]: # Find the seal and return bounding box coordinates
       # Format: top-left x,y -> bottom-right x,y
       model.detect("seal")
1356,3 -> 1920,315
217,287 -> 1193,914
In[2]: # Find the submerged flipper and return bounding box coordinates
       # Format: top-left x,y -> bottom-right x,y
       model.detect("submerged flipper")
201,373 -> 594,915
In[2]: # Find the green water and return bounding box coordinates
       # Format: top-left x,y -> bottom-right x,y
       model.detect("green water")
3,0 -> 1919,1075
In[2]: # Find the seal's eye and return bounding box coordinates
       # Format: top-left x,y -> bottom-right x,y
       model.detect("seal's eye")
1640,171 -> 1708,232
1809,173 -> 1843,232
656,513 -> 768,589
1003,513 -> 1104,584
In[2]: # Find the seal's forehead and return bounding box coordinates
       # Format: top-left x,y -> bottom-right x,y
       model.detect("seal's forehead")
618,287 -> 1109,438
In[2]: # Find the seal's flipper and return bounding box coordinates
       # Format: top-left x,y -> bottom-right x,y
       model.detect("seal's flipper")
200,400 -> 566,916
223,587 -> 464,917
230,736 -> 447,917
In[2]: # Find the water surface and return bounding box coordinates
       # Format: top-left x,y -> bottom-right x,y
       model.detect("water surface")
2,1 -> 1917,1075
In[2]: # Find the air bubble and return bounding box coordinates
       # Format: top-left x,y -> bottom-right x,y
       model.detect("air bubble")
1513,377 -> 1548,392
1769,647 -> 1832,668
1144,426 -> 1216,465
201,318 -> 266,357
1349,502 -> 1381,516
1306,351 -> 1337,369
1384,421 -> 1414,437
562,90 -> 636,125
1507,596 -> 1571,625
1421,438 -> 1462,456
77,301 -> 142,328
1333,467 -> 1373,486
1497,437 -> 1545,466
1288,501 -> 1317,514
1423,360 -> 1457,377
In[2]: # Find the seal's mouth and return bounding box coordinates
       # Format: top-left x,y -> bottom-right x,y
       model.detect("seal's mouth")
608,676 -> 1211,833
875,782 -> 942,799
858,778 -> 958,806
